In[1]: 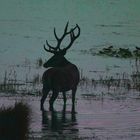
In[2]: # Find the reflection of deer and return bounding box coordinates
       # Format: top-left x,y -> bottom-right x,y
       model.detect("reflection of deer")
42,106 -> 78,137
41,22 -> 80,112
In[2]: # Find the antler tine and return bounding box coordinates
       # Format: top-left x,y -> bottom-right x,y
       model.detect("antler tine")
64,21 -> 69,34
43,44 -> 56,53
54,28 -> 59,41
63,24 -> 80,51
75,24 -> 81,38
43,39 -> 58,54
45,40 -> 58,51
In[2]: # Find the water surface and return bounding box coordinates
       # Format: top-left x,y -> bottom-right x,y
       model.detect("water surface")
0,0 -> 140,139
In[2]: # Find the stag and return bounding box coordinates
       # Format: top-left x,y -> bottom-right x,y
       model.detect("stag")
41,22 -> 80,112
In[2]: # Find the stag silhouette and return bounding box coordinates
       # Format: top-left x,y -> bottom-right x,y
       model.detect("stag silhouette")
41,22 -> 80,112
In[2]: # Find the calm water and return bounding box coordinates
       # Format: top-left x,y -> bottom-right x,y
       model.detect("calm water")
0,0 -> 140,69
1,92 -> 140,140
0,0 -> 140,139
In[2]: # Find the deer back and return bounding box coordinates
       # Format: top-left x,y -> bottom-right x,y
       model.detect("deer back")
42,63 -> 79,91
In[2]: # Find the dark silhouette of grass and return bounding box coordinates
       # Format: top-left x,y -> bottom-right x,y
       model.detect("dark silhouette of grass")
0,102 -> 30,140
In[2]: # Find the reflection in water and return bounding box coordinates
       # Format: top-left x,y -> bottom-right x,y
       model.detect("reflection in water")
41,106 -> 79,139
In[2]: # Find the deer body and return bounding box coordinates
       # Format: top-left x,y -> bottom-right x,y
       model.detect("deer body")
42,63 -> 79,92
41,22 -> 80,112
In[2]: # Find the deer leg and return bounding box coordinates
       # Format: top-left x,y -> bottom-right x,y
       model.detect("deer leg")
62,92 -> 67,111
63,92 -> 67,105
40,87 -> 50,111
49,91 -> 59,111
72,87 -> 77,113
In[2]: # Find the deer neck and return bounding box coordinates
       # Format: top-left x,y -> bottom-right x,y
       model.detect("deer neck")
59,58 -> 72,67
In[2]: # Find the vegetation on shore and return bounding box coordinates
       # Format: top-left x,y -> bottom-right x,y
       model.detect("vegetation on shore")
80,45 -> 140,58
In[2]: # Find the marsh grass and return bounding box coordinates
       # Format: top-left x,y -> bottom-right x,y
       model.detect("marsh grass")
0,63 -> 42,95
0,58 -> 139,100
0,102 -> 30,140
36,57 -> 43,68
79,69 -> 140,101
0,68 -> 140,97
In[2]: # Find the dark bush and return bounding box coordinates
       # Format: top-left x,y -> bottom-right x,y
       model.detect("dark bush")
0,102 -> 30,140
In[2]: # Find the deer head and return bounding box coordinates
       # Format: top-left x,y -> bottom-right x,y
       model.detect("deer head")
43,22 -> 80,68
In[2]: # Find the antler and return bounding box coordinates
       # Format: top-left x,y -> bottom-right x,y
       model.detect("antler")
44,22 -> 80,54
63,24 -> 80,52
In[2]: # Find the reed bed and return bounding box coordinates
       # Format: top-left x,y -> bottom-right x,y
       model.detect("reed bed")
0,58 -> 139,98
0,102 -> 30,140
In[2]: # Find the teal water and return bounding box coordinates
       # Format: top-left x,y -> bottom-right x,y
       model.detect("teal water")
0,1 -> 140,139
0,0 -> 140,63
0,0 -> 140,79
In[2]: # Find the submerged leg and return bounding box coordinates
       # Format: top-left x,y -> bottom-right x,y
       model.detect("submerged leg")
49,91 -> 59,111
63,92 -> 67,105
40,87 -> 50,111
72,87 -> 77,112
63,92 -> 67,111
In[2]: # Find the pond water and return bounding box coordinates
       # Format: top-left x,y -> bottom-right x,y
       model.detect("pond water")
0,0 -> 140,73
0,90 -> 140,140
0,0 -> 140,139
